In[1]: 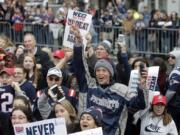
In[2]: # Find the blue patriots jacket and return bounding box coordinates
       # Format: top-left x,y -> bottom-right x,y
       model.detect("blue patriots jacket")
73,45 -> 146,135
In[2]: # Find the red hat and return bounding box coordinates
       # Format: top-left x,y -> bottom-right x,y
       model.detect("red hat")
152,95 -> 167,105
53,49 -> 65,59
0,67 -> 15,76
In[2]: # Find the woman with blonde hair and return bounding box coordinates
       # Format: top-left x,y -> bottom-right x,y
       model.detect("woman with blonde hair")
54,99 -> 80,133
54,99 -> 76,125
38,96 -> 79,133
0,35 -> 15,52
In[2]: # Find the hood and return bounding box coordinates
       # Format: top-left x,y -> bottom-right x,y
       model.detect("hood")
169,47 -> 180,67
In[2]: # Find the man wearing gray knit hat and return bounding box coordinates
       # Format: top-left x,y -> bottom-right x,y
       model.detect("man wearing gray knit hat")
94,59 -> 114,77
95,40 -> 112,59
94,59 -> 114,85
73,26 -> 147,135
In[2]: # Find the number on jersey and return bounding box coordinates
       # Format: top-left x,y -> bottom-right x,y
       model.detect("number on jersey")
1,93 -> 14,112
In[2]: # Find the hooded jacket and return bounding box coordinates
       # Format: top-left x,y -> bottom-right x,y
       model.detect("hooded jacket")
166,48 -> 180,108
169,47 -> 180,67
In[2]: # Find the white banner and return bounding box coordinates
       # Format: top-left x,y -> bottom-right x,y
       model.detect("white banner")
128,69 -> 139,92
63,9 -> 92,48
69,127 -> 103,135
14,118 -> 67,135
128,66 -> 159,91
146,66 -> 159,91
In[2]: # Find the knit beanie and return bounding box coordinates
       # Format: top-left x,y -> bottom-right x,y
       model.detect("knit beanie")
57,99 -> 76,118
98,40 -> 112,53
94,59 -> 114,77
81,106 -> 103,127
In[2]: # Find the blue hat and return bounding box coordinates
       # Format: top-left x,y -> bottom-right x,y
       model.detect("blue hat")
81,106 -> 103,126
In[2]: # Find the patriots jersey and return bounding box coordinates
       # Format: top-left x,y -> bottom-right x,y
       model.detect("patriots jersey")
168,67 -> 180,92
0,85 -> 15,112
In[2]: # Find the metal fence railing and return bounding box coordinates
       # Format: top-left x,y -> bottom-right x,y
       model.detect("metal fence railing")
0,21 -> 12,40
0,21 -> 179,55
93,25 -> 180,55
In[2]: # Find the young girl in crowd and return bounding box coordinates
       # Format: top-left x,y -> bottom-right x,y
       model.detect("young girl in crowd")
53,99 -> 79,133
140,95 -> 178,135
23,53 -> 45,90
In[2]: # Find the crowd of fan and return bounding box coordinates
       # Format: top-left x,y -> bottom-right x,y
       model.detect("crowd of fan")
0,1 -> 180,135
0,0 -> 180,48
0,0 -> 180,27
0,26 -> 180,135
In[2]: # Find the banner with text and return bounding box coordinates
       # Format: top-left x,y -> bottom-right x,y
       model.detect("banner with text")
14,118 -> 67,135
69,127 -> 103,135
128,69 -> 139,92
128,66 -> 159,91
63,9 -> 92,48
146,66 -> 159,91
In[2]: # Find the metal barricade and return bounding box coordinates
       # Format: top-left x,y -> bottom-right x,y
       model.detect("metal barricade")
1,21 -> 179,56
12,23 -> 54,46
0,21 -> 12,39
135,27 -> 179,55
93,25 -> 179,55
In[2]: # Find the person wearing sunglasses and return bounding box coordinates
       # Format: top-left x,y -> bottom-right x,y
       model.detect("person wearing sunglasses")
35,67 -> 77,120
168,54 -> 176,71
166,47 -> 180,134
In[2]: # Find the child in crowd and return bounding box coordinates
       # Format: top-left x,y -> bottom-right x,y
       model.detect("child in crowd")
54,99 -> 79,133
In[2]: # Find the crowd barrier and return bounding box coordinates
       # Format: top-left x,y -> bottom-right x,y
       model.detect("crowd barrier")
93,25 -> 180,55
0,21 -> 179,55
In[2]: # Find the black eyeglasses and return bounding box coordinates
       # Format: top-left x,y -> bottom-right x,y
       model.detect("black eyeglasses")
168,55 -> 176,59
48,77 -> 60,82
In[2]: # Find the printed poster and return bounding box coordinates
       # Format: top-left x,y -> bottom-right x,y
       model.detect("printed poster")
63,9 -> 92,48
128,69 -> 139,92
146,66 -> 159,91
128,66 -> 159,91
14,118 -> 67,135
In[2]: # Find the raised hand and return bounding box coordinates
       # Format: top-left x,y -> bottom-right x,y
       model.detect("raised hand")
70,25 -> 83,44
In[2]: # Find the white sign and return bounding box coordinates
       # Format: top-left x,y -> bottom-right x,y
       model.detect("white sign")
63,9 -> 92,48
146,66 -> 159,91
128,66 -> 159,91
128,69 -> 139,92
69,127 -> 103,135
14,118 -> 67,135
